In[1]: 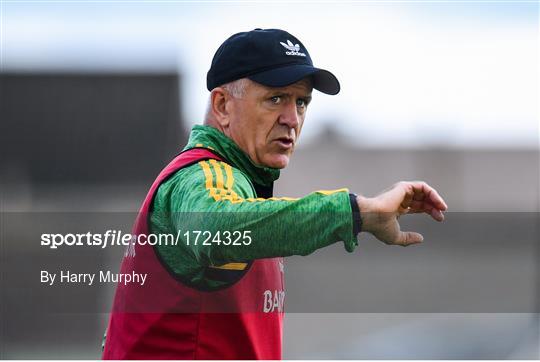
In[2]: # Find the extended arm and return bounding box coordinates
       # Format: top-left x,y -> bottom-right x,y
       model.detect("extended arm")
155,159 -> 358,266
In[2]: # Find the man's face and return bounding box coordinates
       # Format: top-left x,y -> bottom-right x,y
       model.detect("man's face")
224,78 -> 312,169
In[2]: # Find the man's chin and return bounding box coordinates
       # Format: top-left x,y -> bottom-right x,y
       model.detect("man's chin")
262,154 -> 290,169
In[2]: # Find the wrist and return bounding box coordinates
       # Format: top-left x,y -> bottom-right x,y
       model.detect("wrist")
355,195 -> 378,234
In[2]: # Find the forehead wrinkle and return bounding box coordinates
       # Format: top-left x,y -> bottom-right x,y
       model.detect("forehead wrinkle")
261,83 -> 312,97
250,76 -> 311,92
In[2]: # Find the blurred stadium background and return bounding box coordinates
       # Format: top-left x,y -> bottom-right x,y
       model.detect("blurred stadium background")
1,1 -> 538,359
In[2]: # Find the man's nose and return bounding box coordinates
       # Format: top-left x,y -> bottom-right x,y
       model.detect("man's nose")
278,102 -> 300,129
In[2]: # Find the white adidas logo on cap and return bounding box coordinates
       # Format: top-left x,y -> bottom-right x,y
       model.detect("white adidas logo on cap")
280,39 -> 306,57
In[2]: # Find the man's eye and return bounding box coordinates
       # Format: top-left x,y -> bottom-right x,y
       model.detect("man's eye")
270,96 -> 282,104
296,99 -> 307,108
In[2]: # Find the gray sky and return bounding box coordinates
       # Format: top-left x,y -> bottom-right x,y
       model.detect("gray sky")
3,1 -> 538,148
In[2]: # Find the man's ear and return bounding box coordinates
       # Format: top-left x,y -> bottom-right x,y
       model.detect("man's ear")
210,88 -> 231,128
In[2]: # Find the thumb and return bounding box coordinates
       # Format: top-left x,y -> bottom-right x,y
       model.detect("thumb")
396,231 -> 424,246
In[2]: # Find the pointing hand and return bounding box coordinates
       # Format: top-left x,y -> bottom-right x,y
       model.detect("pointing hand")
356,181 -> 448,246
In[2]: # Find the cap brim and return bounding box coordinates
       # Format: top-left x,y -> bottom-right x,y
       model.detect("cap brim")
248,64 -> 340,95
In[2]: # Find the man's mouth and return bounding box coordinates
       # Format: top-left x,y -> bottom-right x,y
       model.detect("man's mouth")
274,137 -> 294,149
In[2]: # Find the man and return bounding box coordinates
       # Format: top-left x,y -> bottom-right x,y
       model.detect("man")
102,28 -> 447,359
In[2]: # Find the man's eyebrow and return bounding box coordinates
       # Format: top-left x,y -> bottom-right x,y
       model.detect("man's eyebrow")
263,89 -> 286,96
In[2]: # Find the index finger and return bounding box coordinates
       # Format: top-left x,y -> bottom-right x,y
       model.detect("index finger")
409,181 -> 448,211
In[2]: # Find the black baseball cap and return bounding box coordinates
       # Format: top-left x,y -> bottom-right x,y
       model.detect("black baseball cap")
207,28 -> 340,95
